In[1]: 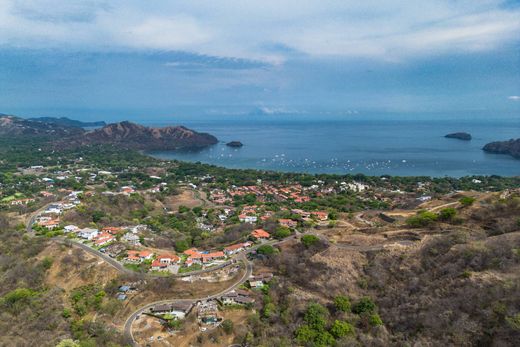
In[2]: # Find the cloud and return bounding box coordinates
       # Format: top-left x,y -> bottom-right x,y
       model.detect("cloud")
508,96 -> 520,101
0,0 -> 519,63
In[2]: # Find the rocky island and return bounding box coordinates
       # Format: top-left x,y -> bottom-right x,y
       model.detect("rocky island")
445,132 -> 472,140
226,141 -> 243,147
483,138 -> 520,159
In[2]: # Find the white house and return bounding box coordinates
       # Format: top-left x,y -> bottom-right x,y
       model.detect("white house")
78,228 -> 99,240
64,225 -> 79,233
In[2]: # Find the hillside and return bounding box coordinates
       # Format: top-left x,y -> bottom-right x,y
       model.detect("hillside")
0,115 -> 84,137
27,116 -> 106,128
75,121 -> 218,150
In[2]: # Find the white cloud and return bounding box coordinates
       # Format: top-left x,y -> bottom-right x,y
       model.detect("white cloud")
0,0 -> 519,63
508,96 -> 520,101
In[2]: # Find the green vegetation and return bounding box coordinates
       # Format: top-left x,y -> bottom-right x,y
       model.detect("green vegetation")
257,244 -> 277,255
301,234 -> 320,248
274,226 -> 292,239
333,295 -> 351,312
406,210 -> 438,227
459,196 -> 476,207
352,297 -> 376,314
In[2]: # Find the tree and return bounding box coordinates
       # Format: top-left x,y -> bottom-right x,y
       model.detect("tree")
56,339 -> 80,347
304,303 -> 328,331
330,320 -> 354,338
221,319 -> 234,334
334,295 -> 351,312
257,245 -> 276,256
352,297 -> 376,314
301,234 -> 320,248
274,227 -> 291,239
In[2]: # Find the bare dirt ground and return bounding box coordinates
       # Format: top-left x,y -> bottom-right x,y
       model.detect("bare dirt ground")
40,242 -> 119,291
133,306 -> 250,347
164,189 -> 205,211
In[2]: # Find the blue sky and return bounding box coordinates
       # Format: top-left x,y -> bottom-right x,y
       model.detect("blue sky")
0,0 -> 519,121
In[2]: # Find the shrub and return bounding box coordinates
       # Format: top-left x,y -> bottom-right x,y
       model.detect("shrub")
301,234 -> 320,248
334,295 -> 351,312
459,196 -> 476,207
330,320 -> 354,338
352,297 -> 376,314
438,207 -> 457,221
274,227 -> 292,239
406,211 -> 438,227
295,324 -> 317,345
304,303 -> 328,331
257,245 -> 276,256
369,313 -> 383,326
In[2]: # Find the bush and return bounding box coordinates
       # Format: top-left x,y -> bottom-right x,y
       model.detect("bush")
304,303 -> 328,331
406,211 -> 438,227
301,234 -> 320,248
274,227 -> 292,239
257,245 -> 276,256
438,207 -> 457,221
330,320 -> 354,338
334,295 -> 351,312
352,297 -> 376,315
459,196 -> 476,207
369,313 -> 383,326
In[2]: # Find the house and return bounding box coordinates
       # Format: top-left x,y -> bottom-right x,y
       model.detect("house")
39,219 -> 60,230
122,233 -> 141,246
239,214 -> 257,223
120,186 -> 135,195
224,242 -> 252,255
157,254 -> 180,264
311,211 -> 329,221
221,290 -> 255,305
251,229 -> 270,239
201,251 -> 226,263
278,219 -> 297,228
78,228 -> 99,240
93,233 -> 115,246
10,198 -> 35,206
63,225 -> 79,233
249,273 -> 274,288
102,226 -> 123,235
151,260 -> 168,271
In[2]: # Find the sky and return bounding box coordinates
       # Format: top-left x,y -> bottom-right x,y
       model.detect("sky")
0,0 -> 519,121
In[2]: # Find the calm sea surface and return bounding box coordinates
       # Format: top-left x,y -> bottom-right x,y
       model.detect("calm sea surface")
145,118 -> 520,177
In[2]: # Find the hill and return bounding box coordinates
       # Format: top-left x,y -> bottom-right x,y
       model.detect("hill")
73,121 -> 218,150
27,116 -> 106,128
0,115 -> 84,137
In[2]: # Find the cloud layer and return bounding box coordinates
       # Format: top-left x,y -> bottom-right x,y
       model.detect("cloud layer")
1,0 -> 519,63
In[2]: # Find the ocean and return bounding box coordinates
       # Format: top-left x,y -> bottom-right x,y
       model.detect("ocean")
145,117 -> 520,177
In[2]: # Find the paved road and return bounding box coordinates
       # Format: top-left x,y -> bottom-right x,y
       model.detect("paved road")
123,253 -> 253,346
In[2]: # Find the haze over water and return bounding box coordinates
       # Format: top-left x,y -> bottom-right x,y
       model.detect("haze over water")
147,116 -> 520,177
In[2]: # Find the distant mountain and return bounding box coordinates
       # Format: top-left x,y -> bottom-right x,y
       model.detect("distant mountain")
445,132 -> 471,141
70,121 -> 218,150
27,116 -> 106,128
0,115 -> 84,137
1,115 -> 218,151
483,139 -> 520,159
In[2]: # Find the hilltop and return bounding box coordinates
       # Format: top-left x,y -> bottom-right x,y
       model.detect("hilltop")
0,115 -> 84,137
